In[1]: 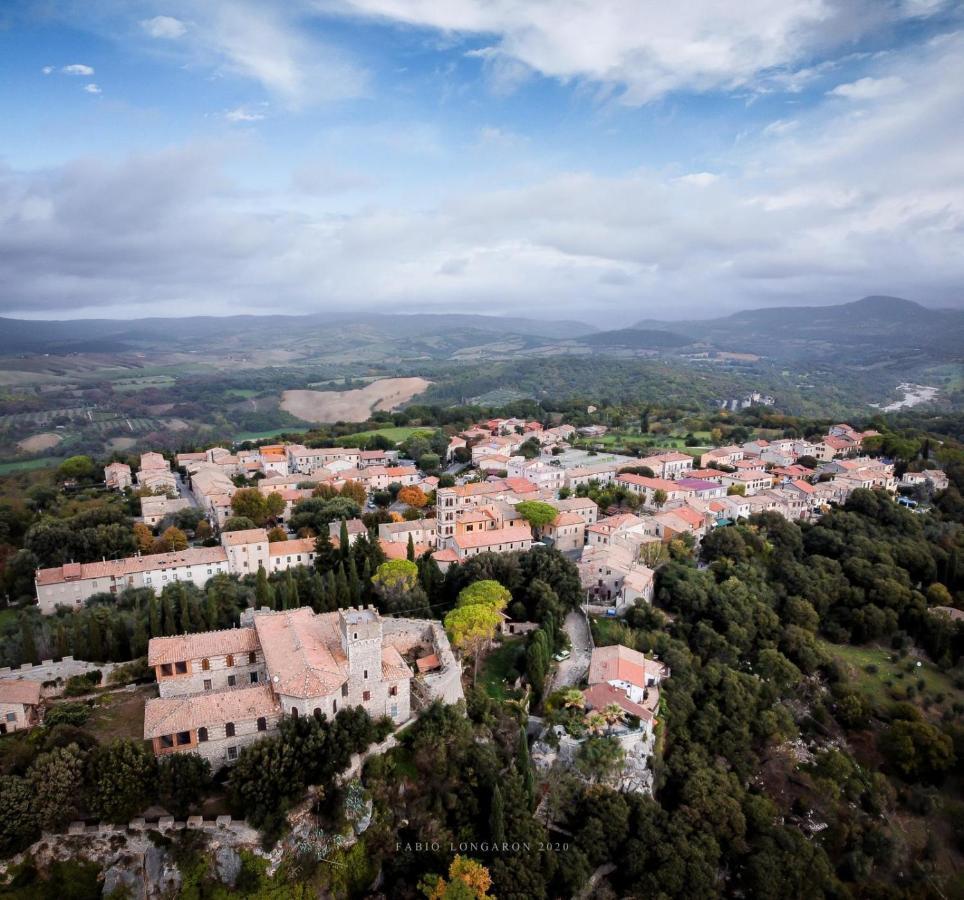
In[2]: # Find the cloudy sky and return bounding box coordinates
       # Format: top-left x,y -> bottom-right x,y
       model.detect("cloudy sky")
1,0 -> 962,322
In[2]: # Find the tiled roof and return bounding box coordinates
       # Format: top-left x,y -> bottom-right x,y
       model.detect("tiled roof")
148,627 -> 259,665
144,683 -> 280,738
551,511 -> 584,527
268,537 -> 316,556
253,608 -> 348,699
588,644 -> 667,689
452,525 -> 532,550
416,653 -> 440,673
221,528 -> 269,546
382,646 -> 412,680
582,682 -> 653,721
0,680 -> 41,706
36,546 -> 228,586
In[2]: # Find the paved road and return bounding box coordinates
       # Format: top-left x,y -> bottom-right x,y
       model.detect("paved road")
551,610 -> 591,690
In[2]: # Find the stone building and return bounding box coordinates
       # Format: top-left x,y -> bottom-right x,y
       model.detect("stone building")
144,605 -> 462,768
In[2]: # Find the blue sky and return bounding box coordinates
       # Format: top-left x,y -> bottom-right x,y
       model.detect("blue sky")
1,1 -> 962,321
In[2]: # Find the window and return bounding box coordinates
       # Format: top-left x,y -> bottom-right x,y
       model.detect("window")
225,722 -> 235,737
226,654 -> 234,667
160,735 -> 174,749
291,707 -> 299,718
228,675 -> 238,687
5,712 -> 16,722
201,658 -> 210,671
313,707 -> 322,718
203,679 -> 212,691
248,652 -> 256,664
176,731 -> 191,745
227,746 -> 238,761
390,704 -> 398,719
389,685 -> 398,697
257,717 -> 267,732
363,669 -> 368,680
362,690 -> 371,702
341,683 -> 348,697
249,672 -> 258,684
174,661 -> 187,674
160,663 -> 173,676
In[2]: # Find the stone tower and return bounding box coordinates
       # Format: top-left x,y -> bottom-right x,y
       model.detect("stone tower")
338,606 -> 383,684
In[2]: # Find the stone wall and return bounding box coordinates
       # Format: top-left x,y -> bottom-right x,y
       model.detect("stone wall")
382,617 -> 465,706
0,657 -> 124,697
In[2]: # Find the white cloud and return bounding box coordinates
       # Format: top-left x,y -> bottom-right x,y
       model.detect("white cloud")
828,75 -> 906,99
141,15 -> 187,39
84,83 -> 102,94
224,106 -> 265,122
325,0 -> 934,104
41,66 -> 54,75
762,118 -> 800,137
61,64 -> 94,76
677,172 -> 718,187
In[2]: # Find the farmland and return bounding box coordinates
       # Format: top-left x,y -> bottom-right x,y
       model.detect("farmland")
280,377 -> 432,423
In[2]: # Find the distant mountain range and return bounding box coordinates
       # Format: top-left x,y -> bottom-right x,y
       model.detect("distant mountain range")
631,296 -> 963,362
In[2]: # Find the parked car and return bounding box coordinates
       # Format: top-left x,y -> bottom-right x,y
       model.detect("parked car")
552,649 -> 571,662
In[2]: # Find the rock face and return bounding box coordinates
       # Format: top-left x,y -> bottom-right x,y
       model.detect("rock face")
102,863 -> 145,900
215,846 -> 242,886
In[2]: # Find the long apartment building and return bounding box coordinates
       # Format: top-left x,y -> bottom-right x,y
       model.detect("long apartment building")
144,605 -> 463,767
34,528 -> 317,614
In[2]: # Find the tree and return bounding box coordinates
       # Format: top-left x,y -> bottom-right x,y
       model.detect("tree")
223,516 -> 257,532
230,488 -> 271,526
418,453 -> 441,473
514,500 -> 559,529
340,480 -> 367,506
19,619 -> 38,665
398,486 -> 428,509
86,740 -> 157,822
727,483 -> 746,497
422,856 -> 493,900
157,753 -> 212,818
154,525 -> 188,553
28,743 -> 87,830
267,526 -> 288,542
0,775 -> 37,856
314,530 -> 339,572
575,736 -> 625,783
444,603 -> 503,684
58,455 -> 97,482
133,522 -> 154,553
652,488 -> 668,509
490,784 -> 506,845
457,579 -> 511,613
516,724 -> 534,808
255,565 -> 273,609
879,719 -> 955,783
371,559 -> 422,613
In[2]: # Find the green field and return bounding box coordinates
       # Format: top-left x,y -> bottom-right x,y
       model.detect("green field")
821,640 -> 962,717
341,426 -> 434,446
479,638 -> 524,701
0,456 -> 63,474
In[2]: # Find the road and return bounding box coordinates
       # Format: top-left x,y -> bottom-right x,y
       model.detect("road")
550,610 -> 591,691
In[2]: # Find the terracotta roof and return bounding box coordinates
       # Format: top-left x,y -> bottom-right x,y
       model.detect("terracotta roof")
0,680 -> 41,706
416,653 -> 440,673
253,608 -> 348,698
148,627 -> 259,666
379,540 -> 432,560
582,682 -> 653,721
789,479 -> 815,494
221,528 -> 269,546
382,646 -> 412,680
616,474 -> 678,491
432,548 -> 459,563
551,511 -> 584,527
503,477 -> 538,494
588,644 -> 667,690
36,546 -> 228,586
268,537 -> 316,556
452,524 -> 532,550
144,683 -> 280,739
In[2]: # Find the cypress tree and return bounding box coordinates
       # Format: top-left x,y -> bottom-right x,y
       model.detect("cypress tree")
490,784 -> 506,845
19,620 -> 38,666
205,591 -> 219,630
131,616 -> 148,658
88,615 -> 104,662
311,572 -> 326,612
55,624 -> 69,659
148,594 -> 161,638
255,565 -> 271,608
161,596 -> 177,636
326,570 -> 338,608
314,531 -> 339,573
347,557 -> 362,605
517,725 -> 534,809
335,563 -> 351,607
407,533 -> 416,562
339,520 -> 350,560
178,588 -> 192,633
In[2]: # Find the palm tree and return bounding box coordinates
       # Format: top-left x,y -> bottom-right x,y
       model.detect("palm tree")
584,711 -> 607,736
601,702 -> 625,735
562,689 -> 585,711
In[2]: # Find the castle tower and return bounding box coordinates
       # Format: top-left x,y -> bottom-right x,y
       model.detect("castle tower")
338,606 -> 383,685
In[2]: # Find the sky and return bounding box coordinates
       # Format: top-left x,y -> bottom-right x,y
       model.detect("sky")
0,1 -> 962,323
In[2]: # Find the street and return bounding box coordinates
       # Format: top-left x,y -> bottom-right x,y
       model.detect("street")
550,610 -> 591,691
